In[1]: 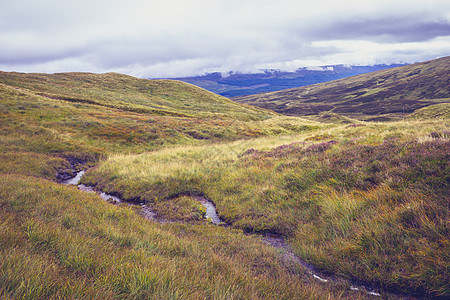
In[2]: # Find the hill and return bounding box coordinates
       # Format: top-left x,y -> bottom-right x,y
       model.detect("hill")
0,71 -> 275,121
169,64 -> 403,97
234,56 -> 450,120
0,70 -> 323,172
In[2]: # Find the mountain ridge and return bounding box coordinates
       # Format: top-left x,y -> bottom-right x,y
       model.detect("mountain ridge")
233,56 -> 450,120
167,64 -> 406,97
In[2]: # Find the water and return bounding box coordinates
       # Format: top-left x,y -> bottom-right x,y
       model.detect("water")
62,170 -> 85,185
197,197 -> 223,225
63,171 -> 123,205
62,171 -> 384,297
262,233 -> 382,297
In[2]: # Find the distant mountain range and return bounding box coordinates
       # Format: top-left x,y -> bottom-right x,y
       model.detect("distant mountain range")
233,56 -> 450,121
166,64 -> 406,97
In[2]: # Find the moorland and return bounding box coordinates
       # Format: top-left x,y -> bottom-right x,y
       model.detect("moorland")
0,58 -> 449,299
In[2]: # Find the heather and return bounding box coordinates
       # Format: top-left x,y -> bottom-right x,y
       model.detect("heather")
233,138 -> 449,295
85,126 -> 449,297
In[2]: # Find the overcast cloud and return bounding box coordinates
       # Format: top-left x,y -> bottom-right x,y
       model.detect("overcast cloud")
0,0 -> 449,77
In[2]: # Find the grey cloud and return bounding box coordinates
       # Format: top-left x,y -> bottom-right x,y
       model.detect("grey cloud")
306,18 -> 450,43
0,0 -> 449,77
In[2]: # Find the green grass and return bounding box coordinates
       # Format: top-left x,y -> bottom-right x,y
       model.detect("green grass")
0,71 -> 276,120
408,103 -> 450,119
1,70 -> 449,298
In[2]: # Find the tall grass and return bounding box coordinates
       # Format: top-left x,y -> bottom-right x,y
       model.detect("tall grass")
84,120 -> 449,297
2,174 -> 371,299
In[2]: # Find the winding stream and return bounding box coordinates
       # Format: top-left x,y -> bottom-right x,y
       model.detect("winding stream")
63,170 -> 387,298
62,171 -> 222,223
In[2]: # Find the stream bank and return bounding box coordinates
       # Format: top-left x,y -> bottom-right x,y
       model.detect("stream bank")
62,170 -> 408,298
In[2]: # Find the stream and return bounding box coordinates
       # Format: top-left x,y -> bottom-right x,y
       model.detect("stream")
63,170 -> 387,298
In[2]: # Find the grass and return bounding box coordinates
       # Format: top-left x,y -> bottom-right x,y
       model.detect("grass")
408,103 -> 450,119
1,174 -> 363,299
1,70 -> 449,298
0,71 -> 276,120
84,119 -> 450,297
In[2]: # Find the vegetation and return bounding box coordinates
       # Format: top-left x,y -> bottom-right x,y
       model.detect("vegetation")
408,103 -> 450,120
1,67 -> 449,299
4,173 -> 364,299
234,56 -> 450,121
83,120 -> 449,297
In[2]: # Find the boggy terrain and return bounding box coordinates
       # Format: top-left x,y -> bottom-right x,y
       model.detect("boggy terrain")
0,70 -> 449,299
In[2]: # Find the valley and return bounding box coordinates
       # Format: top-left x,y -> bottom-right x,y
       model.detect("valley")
0,60 -> 449,299
234,56 -> 450,122
170,64 -> 404,97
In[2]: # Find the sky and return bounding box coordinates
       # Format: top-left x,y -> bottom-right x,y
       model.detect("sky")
0,0 -> 449,78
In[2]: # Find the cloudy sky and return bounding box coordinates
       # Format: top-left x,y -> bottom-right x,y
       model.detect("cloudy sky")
1,0 -> 449,77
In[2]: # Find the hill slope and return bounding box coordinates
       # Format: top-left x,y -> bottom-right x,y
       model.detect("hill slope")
0,70 -> 322,169
234,56 -> 450,120
0,71 -> 275,121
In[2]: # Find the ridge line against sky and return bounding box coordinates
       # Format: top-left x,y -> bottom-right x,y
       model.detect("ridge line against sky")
0,0 -> 449,78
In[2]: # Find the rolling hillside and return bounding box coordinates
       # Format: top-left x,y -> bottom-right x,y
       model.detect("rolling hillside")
0,71 -> 275,121
0,71 -> 322,171
234,56 -> 450,120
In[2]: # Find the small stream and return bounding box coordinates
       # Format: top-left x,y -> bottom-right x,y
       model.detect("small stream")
196,196 -> 223,225
262,234 -> 382,297
62,171 -> 221,223
63,170 -> 387,298
63,171 -> 122,204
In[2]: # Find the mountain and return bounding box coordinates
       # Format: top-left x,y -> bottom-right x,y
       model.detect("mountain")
167,64 -> 405,97
233,57 -> 450,121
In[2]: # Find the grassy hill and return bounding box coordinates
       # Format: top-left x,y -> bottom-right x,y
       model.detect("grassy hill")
233,56 -> 450,121
0,71 -> 276,120
1,70 -> 449,299
0,71 -> 320,157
